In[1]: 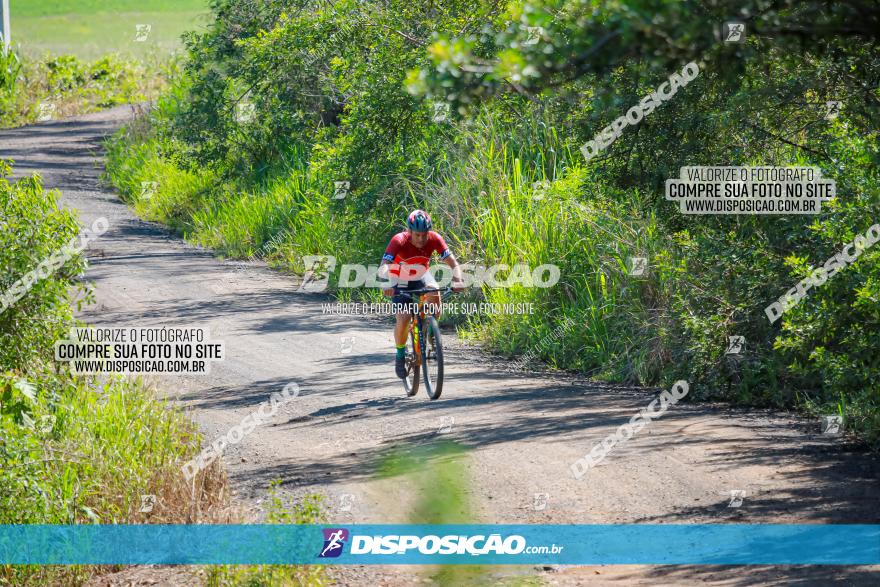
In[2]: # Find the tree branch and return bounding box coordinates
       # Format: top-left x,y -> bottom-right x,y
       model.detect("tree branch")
746,122 -> 829,158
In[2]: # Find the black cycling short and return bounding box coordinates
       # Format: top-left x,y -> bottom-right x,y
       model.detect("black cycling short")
392,278 -> 427,306
392,275 -> 439,313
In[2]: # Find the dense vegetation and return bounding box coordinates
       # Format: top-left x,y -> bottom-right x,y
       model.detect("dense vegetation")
0,160 -> 215,583
104,0 -> 879,443
0,48 -> 170,128
0,160 -> 327,585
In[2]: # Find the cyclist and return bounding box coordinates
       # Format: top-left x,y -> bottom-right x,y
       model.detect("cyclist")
379,210 -> 464,378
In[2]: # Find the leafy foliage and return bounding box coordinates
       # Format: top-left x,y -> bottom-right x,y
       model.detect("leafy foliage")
0,48 -> 22,97
106,0 -> 880,443
0,161 -> 239,585
0,159 -> 88,369
0,52 -> 172,128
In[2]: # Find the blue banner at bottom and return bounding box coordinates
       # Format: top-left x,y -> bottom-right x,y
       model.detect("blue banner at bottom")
1,524 -> 878,565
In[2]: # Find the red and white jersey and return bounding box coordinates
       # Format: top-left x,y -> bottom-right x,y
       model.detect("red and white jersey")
381,231 -> 451,281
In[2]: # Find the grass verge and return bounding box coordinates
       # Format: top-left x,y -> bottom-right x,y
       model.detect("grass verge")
1,48 -> 173,129
1,159 -> 325,586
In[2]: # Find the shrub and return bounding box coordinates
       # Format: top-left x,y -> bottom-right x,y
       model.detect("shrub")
0,160 -> 239,585
103,0 -> 880,444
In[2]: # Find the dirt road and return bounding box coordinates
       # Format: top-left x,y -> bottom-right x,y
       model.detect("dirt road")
2,107 -> 878,585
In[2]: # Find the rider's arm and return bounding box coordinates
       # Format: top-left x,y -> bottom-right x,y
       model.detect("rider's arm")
432,232 -> 464,291
378,234 -> 403,288
378,259 -> 397,296
376,235 -> 401,296
377,259 -> 393,281
443,254 -> 464,289
378,259 -> 400,296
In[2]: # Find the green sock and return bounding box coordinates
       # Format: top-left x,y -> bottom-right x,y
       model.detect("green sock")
396,344 -> 406,359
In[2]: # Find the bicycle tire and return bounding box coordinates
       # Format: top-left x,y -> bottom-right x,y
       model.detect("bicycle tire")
421,315 -> 444,400
402,326 -> 420,397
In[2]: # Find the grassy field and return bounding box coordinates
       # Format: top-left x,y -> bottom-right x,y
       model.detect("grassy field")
9,0 -> 209,59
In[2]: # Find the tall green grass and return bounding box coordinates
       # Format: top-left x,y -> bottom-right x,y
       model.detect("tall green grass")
205,481 -> 327,587
0,372 -> 222,525
105,106 -> 676,384
376,441 -> 541,586
2,159 -> 229,585
104,115 -> 389,288
0,369 -> 239,586
422,116 -> 670,381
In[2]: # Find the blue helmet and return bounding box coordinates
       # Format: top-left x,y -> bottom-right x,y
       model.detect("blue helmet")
406,209 -> 432,231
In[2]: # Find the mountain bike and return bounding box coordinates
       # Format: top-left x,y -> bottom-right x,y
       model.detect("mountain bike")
394,286 -> 455,400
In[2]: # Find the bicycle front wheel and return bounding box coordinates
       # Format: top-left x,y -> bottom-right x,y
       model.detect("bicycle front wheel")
421,316 -> 444,400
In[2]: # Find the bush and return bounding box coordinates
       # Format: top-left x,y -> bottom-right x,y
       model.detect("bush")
0,161 -> 239,585
0,47 -> 22,95
0,51 -> 173,128
0,159 -> 87,370
104,0 -> 880,445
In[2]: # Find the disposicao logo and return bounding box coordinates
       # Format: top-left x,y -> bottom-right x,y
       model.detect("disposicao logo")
349,534 -> 527,555
318,528 -> 349,558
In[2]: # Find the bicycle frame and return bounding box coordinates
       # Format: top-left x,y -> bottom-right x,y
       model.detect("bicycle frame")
395,286 -> 452,366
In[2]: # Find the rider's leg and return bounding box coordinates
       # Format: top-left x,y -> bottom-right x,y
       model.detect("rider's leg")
393,311 -> 412,378
422,270 -> 442,317
394,312 -> 411,349
424,291 -> 442,317
392,279 -> 422,378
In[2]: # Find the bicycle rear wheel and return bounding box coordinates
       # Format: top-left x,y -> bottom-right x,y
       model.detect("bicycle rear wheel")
421,316 -> 444,400
402,326 -> 420,397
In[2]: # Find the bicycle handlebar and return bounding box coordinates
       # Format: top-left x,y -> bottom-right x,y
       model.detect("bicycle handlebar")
392,285 -> 459,298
